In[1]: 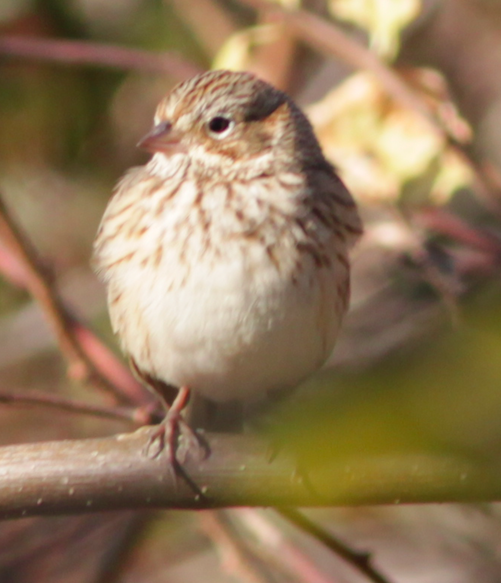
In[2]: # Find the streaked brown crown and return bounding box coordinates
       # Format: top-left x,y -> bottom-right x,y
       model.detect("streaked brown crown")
149,70 -> 326,171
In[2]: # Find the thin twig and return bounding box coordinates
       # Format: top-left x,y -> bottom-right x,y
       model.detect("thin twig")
0,194 -> 143,405
72,322 -> 149,404
416,207 -> 501,256
199,511 -> 274,583
0,390 -> 151,424
278,509 -> 394,583
0,240 -> 146,403
0,36 -> 202,81
234,508 -> 339,583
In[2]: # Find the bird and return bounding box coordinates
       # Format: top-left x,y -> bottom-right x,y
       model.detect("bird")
93,69 -> 362,461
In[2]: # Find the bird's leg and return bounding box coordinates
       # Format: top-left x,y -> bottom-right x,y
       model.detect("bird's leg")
145,386 -> 207,464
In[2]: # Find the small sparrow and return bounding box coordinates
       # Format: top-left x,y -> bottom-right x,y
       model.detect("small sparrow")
93,69 -> 362,458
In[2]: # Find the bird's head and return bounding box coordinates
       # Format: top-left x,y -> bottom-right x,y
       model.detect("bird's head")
138,70 -> 322,179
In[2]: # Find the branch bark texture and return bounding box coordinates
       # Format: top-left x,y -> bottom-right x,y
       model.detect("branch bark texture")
0,430 -> 499,520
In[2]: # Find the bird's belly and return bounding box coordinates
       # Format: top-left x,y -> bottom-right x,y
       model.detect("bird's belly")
110,247 -> 342,402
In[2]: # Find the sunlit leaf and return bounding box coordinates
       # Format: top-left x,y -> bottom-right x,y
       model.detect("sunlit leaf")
330,0 -> 421,59
307,72 -> 472,203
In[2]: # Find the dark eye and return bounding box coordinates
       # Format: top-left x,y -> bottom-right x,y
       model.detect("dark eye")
208,116 -> 232,135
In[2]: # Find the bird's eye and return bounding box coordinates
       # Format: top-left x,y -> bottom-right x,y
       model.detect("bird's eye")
207,116 -> 233,137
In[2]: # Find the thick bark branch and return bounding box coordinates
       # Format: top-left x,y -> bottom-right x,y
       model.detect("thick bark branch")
0,430 -> 499,520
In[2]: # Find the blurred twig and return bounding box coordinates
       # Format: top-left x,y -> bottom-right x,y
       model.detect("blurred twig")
233,508 -> 342,583
278,509 -> 393,583
199,511 -> 275,583
0,194 -> 145,405
417,207 -> 501,257
0,389 -> 150,424
0,36 -> 203,81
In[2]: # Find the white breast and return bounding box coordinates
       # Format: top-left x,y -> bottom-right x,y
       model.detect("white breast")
97,173 -> 348,402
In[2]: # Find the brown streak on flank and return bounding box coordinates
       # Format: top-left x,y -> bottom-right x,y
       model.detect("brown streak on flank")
110,291 -> 122,306
93,232 -> 114,250
331,192 -> 357,208
200,208 -> 210,234
312,206 -> 332,228
344,223 -> 364,235
323,210 -> 341,227
144,184 -> 160,199
106,252 -> 135,269
153,245 -> 163,267
157,180 -> 184,213
266,245 -> 280,272
295,218 -> 309,237
336,252 -> 349,270
297,242 -> 322,267
194,186 -> 204,206
126,220 -> 142,240
178,241 -> 186,266
108,201 -> 136,220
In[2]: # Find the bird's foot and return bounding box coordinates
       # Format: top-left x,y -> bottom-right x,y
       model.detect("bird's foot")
144,386 -> 208,466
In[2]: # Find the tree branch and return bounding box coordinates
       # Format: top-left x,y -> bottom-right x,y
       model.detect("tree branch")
278,509 -> 392,583
0,36 -> 202,81
0,194 -> 146,405
0,390 -> 149,424
0,430 -> 499,520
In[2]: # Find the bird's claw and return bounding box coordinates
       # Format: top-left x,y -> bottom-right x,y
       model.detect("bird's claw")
144,409 -> 208,468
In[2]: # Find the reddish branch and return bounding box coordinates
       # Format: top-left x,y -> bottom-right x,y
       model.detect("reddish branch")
0,195 -> 146,405
417,208 -> 501,256
0,389 -> 151,424
0,35 -> 202,81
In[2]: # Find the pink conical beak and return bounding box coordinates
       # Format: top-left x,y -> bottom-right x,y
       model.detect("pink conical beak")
137,121 -> 186,155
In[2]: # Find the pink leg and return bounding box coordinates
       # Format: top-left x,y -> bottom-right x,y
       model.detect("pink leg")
145,386 -> 205,464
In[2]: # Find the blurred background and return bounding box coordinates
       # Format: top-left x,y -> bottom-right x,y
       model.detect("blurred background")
1,0 -> 501,581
